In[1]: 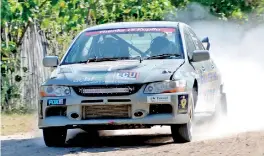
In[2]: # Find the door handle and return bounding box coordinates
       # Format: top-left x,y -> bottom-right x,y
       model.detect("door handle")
201,66 -> 206,72
211,64 -> 215,69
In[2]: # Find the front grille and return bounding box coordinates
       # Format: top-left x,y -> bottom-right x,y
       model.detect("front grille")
82,104 -> 131,119
72,84 -> 143,97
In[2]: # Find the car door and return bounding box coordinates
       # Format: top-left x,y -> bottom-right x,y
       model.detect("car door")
208,58 -> 222,107
187,27 -> 217,112
182,27 -> 209,113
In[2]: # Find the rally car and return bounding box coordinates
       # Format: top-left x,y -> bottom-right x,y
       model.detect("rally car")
39,21 -> 227,147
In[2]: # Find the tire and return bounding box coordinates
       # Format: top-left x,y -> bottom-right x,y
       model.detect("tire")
43,127 -> 67,147
171,120 -> 192,143
220,93 -> 228,116
171,88 -> 195,143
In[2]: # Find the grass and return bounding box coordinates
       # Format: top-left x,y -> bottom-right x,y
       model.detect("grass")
1,113 -> 37,136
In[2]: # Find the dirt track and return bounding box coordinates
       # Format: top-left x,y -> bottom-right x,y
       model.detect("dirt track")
1,127 -> 264,156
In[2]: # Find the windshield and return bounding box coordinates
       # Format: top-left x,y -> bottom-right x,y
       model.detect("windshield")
61,27 -> 184,65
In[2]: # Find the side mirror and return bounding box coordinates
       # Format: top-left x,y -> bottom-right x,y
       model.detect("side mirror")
43,56 -> 59,67
201,37 -> 210,50
191,50 -> 210,62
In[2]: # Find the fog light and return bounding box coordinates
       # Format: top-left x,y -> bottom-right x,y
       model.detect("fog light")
70,113 -> 79,119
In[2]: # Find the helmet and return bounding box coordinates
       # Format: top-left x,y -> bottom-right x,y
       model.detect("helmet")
149,36 -> 170,56
98,37 -> 120,58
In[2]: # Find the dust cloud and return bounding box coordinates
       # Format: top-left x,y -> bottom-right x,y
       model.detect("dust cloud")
193,21 -> 264,139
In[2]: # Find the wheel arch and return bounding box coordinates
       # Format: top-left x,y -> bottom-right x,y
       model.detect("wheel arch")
192,79 -> 198,108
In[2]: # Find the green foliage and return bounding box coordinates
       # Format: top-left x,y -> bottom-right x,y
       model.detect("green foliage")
189,0 -> 264,20
1,74 -> 21,107
170,0 -> 189,8
256,0 -> 264,14
94,0 -> 175,22
1,0 -> 49,111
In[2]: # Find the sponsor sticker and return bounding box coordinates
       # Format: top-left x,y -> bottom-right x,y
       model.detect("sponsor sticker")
115,71 -> 139,80
72,72 -> 108,84
178,94 -> 188,114
85,28 -> 176,36
200,72 -> 218,84
47,99 -> 65,106
147,96 -> 171,103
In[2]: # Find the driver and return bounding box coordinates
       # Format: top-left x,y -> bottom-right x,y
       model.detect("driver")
97,37 -> 121,58
149,36 -> 170,56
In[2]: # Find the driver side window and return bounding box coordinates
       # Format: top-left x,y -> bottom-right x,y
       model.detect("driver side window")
187,28 -> 205,50
183,28 -> 196,59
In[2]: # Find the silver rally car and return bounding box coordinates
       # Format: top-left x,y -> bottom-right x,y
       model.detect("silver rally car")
39,21 -> 227,147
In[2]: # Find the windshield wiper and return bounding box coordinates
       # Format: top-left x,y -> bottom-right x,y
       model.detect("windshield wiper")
88,56 -> 144,63
62,61 -> 88,65
87,57 -> 120,62
130,56 -> 143,63
63,56 -> 143,65
146,53 -> 181,60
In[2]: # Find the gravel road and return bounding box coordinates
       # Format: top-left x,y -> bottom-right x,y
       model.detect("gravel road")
1,124 -> 264,156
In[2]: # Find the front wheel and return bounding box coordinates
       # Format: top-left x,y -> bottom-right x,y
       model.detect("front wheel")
43,127 -> 67,147
171,90 -> 195,143
171,121 -> 192,143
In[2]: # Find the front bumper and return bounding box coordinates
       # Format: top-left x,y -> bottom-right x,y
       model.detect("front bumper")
38,86 -> 192,129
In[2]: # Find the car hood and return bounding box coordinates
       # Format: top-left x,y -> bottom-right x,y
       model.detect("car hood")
44,59 -> 185,85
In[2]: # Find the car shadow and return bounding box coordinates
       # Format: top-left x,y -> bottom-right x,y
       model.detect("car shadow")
66,129 -> 174,148
1,128 -> 175,156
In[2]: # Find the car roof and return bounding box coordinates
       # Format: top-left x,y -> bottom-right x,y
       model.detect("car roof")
83,21 -> 181,32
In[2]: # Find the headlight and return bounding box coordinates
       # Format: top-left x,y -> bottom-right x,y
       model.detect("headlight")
144,80 -> 186,94
40,85 -> 71,97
